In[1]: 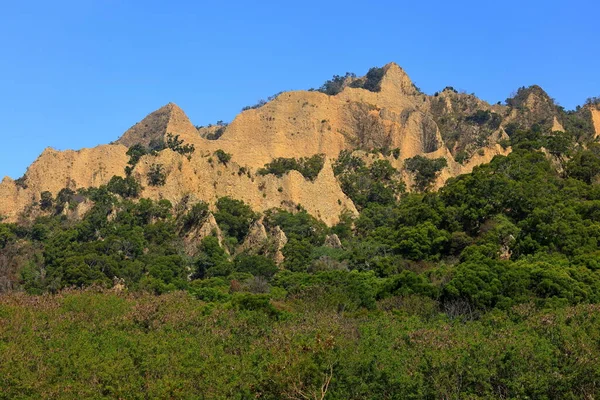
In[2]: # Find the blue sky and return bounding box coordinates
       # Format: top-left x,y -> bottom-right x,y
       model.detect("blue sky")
1,0 -> 598,178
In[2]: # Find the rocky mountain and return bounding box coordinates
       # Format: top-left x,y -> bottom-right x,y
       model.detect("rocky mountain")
1,62 -> 599,225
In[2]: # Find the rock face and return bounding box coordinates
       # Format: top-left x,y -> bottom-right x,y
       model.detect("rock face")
130,151 -> 357,226
270,226 -> 288,266
591,106 -> 600,139
117,103 -> 201,148
237,220 -> 289,266
182,213 -> 224,256
324,234 -> 343,249
0,145 -> 128,221
1,62 -> 597,225
238,219 -> 269,255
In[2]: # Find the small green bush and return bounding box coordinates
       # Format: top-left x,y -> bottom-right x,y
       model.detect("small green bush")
147,164 -> 167,186
214,149 -> 232,165
258,154 -> 325,181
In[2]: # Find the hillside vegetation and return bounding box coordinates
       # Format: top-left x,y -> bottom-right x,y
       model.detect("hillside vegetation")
2,123 -> 600,397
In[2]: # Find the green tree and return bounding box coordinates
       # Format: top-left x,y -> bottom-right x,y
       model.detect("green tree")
214,149 -> 232,165
194,236 -> 232,278
39,191 -> 53,211
234,254 -> 278,278
567,144 -> 600,184
214,197 -> 258,243
147,164 -> 167,186
107,175 -> 142,198
181,201 -> 209,231
405,156 -> 447,192
126,144 -> 148,168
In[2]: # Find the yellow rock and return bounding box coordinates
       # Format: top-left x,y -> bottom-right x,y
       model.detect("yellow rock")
1,62 -> 553,225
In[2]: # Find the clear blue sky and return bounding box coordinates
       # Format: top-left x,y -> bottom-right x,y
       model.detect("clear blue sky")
1,0 -> 598,179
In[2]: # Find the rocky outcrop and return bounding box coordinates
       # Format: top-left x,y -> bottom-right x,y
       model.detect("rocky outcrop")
237,220 -> 289,265
0,145 -> 128,221
179,63 -> 450,169
182,213 -> 224,256
591,106 -> 600,139
118,103 -> 202,148
128,150 -> 357,226
2,62 -> 596,225
504,85 -> 560,131
270,226 -> 288,266
552,117 -> 565,132
324,234 -> 343,249
238,219 -> 269,255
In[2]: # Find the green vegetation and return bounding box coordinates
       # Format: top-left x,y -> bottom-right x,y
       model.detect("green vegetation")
566,143 -> 600,183
214,197 -> 259,244
106,175 -> 142,198
126,143 -> 147,167
165,133 -> 195,158
5,124 -> 600,397
465,109 -> 502,129
317,66 -> 385,95
14,175 -> 28,189
39,191 -> 53,210
242,99 -> 267,111
333,151 -> 405,210
404,155 -> 447,192
350,66 -> 385,92
214,149 -> 232,165
318,72 -> 356,95
199,121 -> 228,140
180,201 -> 209,231
3,289 -> 600,398
258,154 -> 325,181
146,163 -> 167,186
125,135 -> 194,176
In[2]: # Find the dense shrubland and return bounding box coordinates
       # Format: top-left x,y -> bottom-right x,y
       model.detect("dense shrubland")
3,290 -> 600,399
2,124 -> 600,397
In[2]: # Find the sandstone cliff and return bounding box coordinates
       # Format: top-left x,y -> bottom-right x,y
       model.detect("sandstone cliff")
1,62 -> 596,225
591,105 -> 600,138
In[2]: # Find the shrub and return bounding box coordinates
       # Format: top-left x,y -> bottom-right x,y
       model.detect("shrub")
264,208 -> 328,245
147,164 -> 167,186
318,72 -> 356,96
39,191 -> 53,211
231,293 -> 280,317
14,176 -> 28,189
566,144 -> 600,184
205,125 -> 227,140
466,110 -> 491,125
334,152 -> 405,209
361,67 -> 385,92
126,144 -> 148,168
148,138 -> 165,152
404,156 -> 447,192
194,236 -> 232,279
107,176 -> 142,198
214,197 -> 258,242
258,154 -> 325,181
166,133 -> 195,158
214,149 -> 232,165
234,254 -> 278,278
181,201 -> 209,231
54,188 -> 77,214
242,99 -> 267,111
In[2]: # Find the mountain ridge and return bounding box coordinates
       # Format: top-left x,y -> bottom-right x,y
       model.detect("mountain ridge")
1,62 -> 598,225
